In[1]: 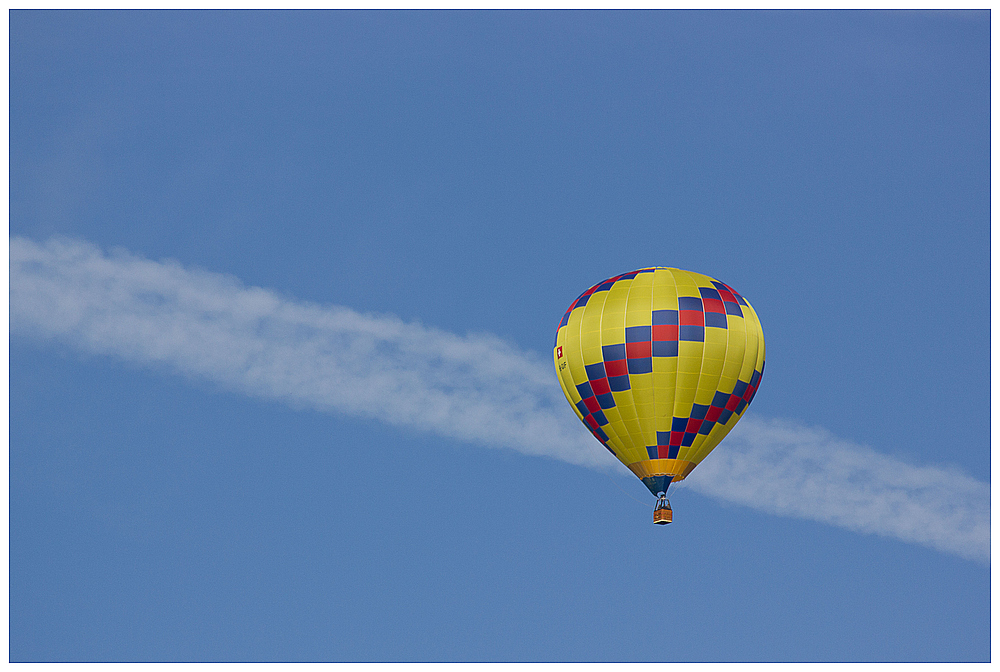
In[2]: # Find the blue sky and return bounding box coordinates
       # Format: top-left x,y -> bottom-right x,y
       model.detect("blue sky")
9,10 -> 990,662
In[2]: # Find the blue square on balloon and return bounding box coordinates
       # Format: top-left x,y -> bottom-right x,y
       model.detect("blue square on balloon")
625,326 -> 651,342
699,287 -> 722,301
596,392 -> 616,409
592,410 -> 609,426
656,431 -> 671,445
652,309 -> 678,325
719,409 -> 734,425
671,417 -> 688,432
576,294 -> 591,308
585,362 -> 607,380
681,432 -> 697,447
733,380 -> 748,397
575,400 -> 589,415
712,390 -> 729,407
705,312 -> 727,328
678,297 -> 703,311
691,403 -> 709,419
602,344 -> 625,361
679,325 -> 704,341
595,427 -> 609,442
652,341 -> 678,357
576,381 -> 594,399
646,446 -> 658,460
627,358 -> 652,374
724,301 -> 742,317
698,420 -> 715,435
608,375 -> 631,392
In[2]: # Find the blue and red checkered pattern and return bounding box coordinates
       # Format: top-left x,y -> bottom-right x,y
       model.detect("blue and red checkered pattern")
589,284 -> 731,370
556,269 -> 656,339
643,363 -> 764,460
574,379 -> 614,451
564,281 -> 756,416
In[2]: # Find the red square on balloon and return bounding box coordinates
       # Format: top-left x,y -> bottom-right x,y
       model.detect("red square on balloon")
679,310 -> 704,326
652,325 -> 678,341
626,342 -> 652,358
604,359 -> 628,377
703,298 -> 725,314
590,378 -> 611,396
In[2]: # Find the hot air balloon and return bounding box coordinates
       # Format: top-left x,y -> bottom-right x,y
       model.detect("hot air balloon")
553,268 -> 765,524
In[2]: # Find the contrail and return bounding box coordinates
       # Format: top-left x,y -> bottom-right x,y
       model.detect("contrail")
9,236 -> 990,564
682,416 -> 989,563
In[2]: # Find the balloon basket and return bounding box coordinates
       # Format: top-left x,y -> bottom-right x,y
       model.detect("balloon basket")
653,495 -> 673,525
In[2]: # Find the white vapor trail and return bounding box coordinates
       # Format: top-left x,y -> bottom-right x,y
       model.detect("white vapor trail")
685,417 -> 990,563
10,236 -> 990,564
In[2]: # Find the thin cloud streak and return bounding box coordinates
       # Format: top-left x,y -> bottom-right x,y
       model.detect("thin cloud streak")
683,417 -> 989,563
10,236 -> 990,563
9,236 -> 607,469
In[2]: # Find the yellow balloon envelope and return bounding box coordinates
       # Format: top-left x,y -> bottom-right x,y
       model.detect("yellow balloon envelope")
553,268 -> 765,519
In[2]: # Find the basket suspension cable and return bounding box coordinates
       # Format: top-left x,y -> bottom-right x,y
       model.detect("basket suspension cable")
604,471 -> 654,509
